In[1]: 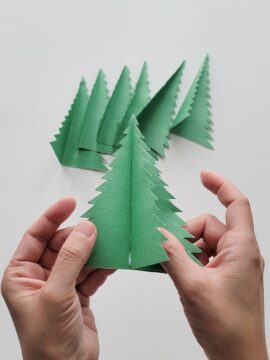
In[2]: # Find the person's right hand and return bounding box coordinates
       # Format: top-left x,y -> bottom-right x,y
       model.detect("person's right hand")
161,170 -> 268,360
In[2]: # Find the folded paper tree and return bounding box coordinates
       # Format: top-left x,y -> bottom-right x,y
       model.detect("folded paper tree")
79,70 -> 110,153
51,56 -> 213,172
82,115 -> 202,272
137,61 -> 185,157
97,66 -> 133,154
171,55 -> 213,149
51,78 -> 107,171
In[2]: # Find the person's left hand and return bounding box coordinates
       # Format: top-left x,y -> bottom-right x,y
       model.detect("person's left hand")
1,197 -> 114,360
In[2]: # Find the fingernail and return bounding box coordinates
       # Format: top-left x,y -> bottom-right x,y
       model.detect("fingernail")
75,221 -> 95,238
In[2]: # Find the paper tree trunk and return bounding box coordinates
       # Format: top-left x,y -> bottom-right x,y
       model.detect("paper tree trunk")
82,115 -> 201,272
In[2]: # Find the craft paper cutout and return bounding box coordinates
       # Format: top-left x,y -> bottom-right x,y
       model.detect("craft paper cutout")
171,55 -> 213,149
137,62 -> 185,157
97,66 -> 133,153
78,70 -> 109,152
51,57 -> 214,173
51,79 -> 107,171
115,62 -> 151,145
82,115 -> 201,272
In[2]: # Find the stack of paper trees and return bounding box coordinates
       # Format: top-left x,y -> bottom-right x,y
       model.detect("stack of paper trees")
82,116 -> 202,272
51,55 -> 213,172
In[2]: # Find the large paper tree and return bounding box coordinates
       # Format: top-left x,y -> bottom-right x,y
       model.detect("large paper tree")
137,61 -> 185,157
82,115 -> 201,272
171,55 -> 213,149
51,79 -> 107,171
97,66 -> 133,154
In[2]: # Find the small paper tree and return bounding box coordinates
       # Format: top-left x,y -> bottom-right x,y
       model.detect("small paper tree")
97,66 -> 133,154
137,61 -> 185,157
83,115 -> 201,272
115,62 -> 151,145
171,55 -> 213,149
79,70 -> 109,152
51,79 -> 107,171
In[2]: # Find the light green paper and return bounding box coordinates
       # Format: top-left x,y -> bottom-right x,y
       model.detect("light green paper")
82,115 -> 201,272
51,79 -> 107,171
171,55 -> 214,149
115,62 -> 151,145
137,61 -> 185,157
78,70 -> 109,152
97,66 -> 133,153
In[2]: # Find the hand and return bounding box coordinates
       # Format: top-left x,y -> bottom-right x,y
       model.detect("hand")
1,197 -> 114,360
161,170 -> 268,360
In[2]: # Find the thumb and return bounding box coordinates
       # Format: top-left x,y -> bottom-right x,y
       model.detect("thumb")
47,221 -> 96,294
160,228 -> 202,291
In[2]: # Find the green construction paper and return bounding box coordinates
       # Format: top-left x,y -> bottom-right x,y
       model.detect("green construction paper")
171,55 -> 214,149
97,66 -> 133,153
137,138 -> 202,268
115,62 -> 151,145
82,115 -> 201,272
137,61 -> 185,157
78,70 -> 109,151
51,79 -> 107,171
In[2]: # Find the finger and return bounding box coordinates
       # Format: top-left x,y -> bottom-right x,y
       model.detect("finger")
193,238 -> 215,257
48,226 -> 74,252
13,197 -> 76,262
76,266 -> 95,286
201,170 -> 254,231
186,214 -> 227,250
46,221 -> 96,294
39,227 -> 74,270
77,269 -> 115,297
160,228 -> 202,291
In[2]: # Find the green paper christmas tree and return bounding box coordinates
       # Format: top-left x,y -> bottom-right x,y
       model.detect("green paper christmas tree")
82,115 -> 201,272
171,55 -> 213,149
137,61 -> 185,157
115,62 -> 151,145
78,70 -> 109,153
97,66 -> 133,154
51,79 -> 107,171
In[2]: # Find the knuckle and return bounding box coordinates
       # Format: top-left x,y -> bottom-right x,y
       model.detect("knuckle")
250,250 -> 263,271
261,256 -> 265,271
0,267 -> 12,301
58,244 -> 84,263
163,240 -> 180,259
204,213 -> 218,223
238,195 -> 251,208
0,274 -> 8,299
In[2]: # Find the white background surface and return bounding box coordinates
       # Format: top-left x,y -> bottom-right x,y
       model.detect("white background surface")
0,0 -> 269,359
